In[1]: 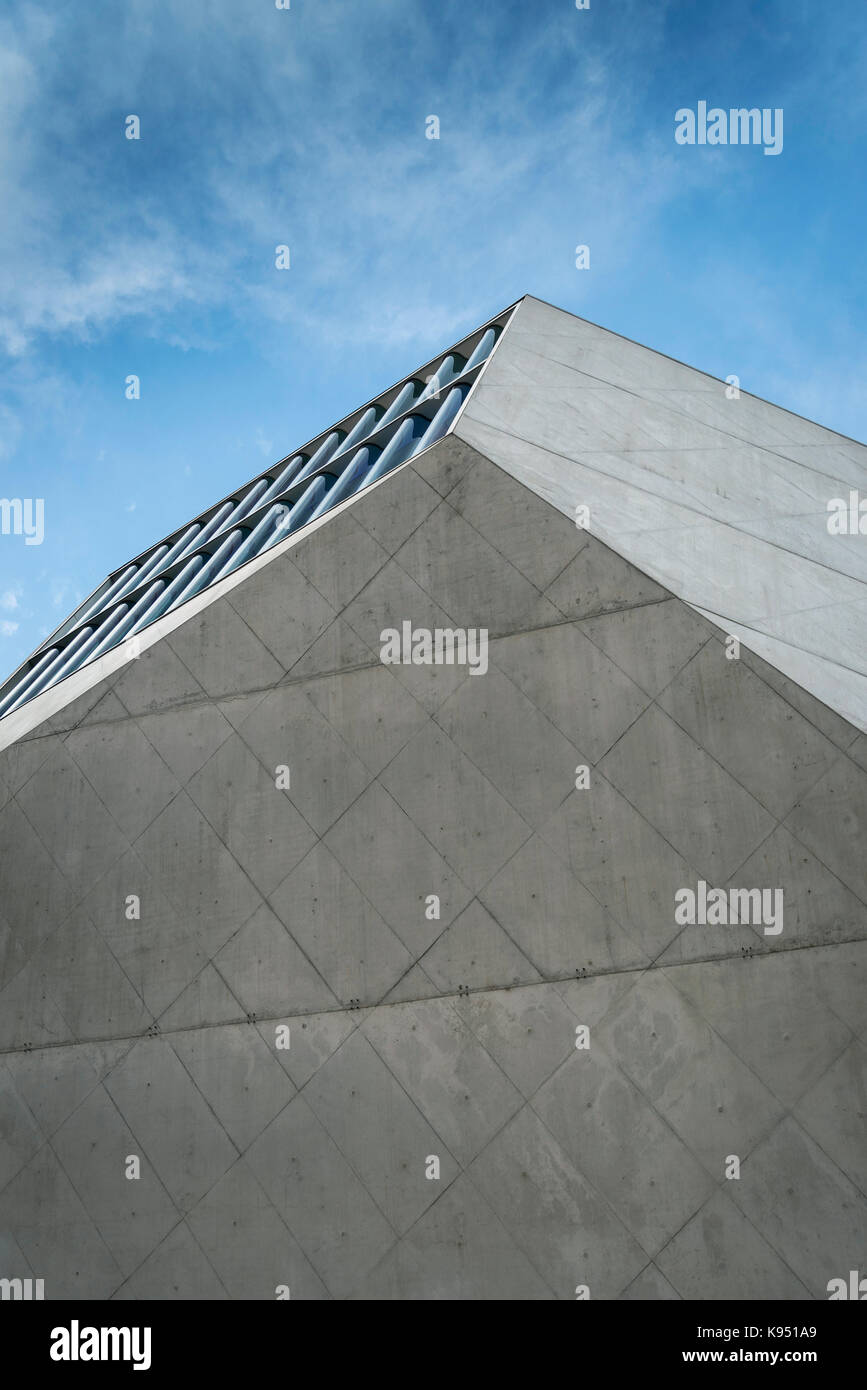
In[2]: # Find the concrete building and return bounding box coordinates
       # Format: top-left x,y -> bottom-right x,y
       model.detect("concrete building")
0,296 -> 865,1300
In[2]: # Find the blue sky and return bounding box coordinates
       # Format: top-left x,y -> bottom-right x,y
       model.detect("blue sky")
1,0 -> 865,675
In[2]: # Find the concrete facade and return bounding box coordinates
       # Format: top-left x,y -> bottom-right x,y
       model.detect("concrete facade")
456,296 -> 867,732
1,316 -> 866,1300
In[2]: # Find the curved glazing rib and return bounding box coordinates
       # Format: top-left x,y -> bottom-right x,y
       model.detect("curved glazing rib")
411,384 -> 469,455
71,563 -> 140,632
2,627 -> 99,714
257,455 -> 307,507
85,582 -> 167,663
214,478 -> 272,536
332,406 -> 383,461
149,521 -> 203,580
40,606 -> 132,697
378,379 -> 424,428
464,326 -> 498,372
127,554 -> 206,635
216,503 -> 290,581
292,431 -> 345,484
170,529 -> 247,607
112,543 -> 170,604
174,499 -> 236,564
365,416 -> 427,485
308,445 -> 380,522
0,644 -> 62,717
417,354 -> 466,404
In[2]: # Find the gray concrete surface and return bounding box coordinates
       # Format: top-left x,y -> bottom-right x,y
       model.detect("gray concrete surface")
455,296 -> 867,731
0,431 -> 865,1300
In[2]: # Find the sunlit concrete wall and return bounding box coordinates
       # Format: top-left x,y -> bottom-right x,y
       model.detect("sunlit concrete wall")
456,296 -> 867,732
1,436 -> 865,1299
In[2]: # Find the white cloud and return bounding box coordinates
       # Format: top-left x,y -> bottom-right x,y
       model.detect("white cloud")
0,619 -> 19,637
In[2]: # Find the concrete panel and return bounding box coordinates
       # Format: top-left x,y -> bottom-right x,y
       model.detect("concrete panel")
245,1094 -> 395,1298
532,1045 -> 716,1256
596,972 -> 782,1169
187,732 -> 317,897
51,1084 -> 178,1275
341,558 -> 470,713
157,964 -> 243,1031
0,798 -> 77,964
187,1159 -> 330,1300
491,622 -> 650,764
539,781 -> 697,964
733,825 -> 867,949
0,958 -> 76,1051
621,1264 -> 681,1300
469,1106 -> 647,1300
269,844 -> 412,1005
134,792 -> 263,957
379,723 -> 532,894
31,906 -> 151,1042
4,1039 -> 130,1140
436,665 -> 580,829
668,950 -> 855,1109
794,1040 -> 867,1191
136,701 -> 234,785
580,600 -> 710,699
303,1029 -> 459,1234
285,616 -> 375,682
349,461 -> 441,554
444,447 -> 584,592
363,998 -> 523,1166
83,848 -> 208,1018
658,638 -> 841,818
303,664 -> 428,776
0,1145 -> 123,1298
453,983 -> 579,1100
235,683 -> 372,838
167,597 -> 285,698
257,1010 -> 362,1091
111,1222 -> 227,1300
288,509 -> 390,612
479,833 -> 647,977
599,705 -> 776,884
324,782 -> 473,957
105,1038 -> 238,1212
354,1174 -> 552,1301
546,537 -> 668,621
0,1061 -> 43,1192
15,743 -> 130,888
785,754 -> 867,905
393,500 -> 560,637
112,639 -> 205,717
214,901 -> 337,1017
65,718 -> 181,842
420,898 -> 541,993
657,1191 -> 810,1300
411,434 -> 476,500
225,550 -> 336,673
0,728 -> 61,795
730,1118 -> 867,1298
171,1024 -> 295,1152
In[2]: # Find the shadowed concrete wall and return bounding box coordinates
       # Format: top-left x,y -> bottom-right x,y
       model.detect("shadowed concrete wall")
1,436 -> 865,1299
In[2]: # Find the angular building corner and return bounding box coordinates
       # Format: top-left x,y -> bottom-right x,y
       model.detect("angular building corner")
0,297 -> 865,1300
